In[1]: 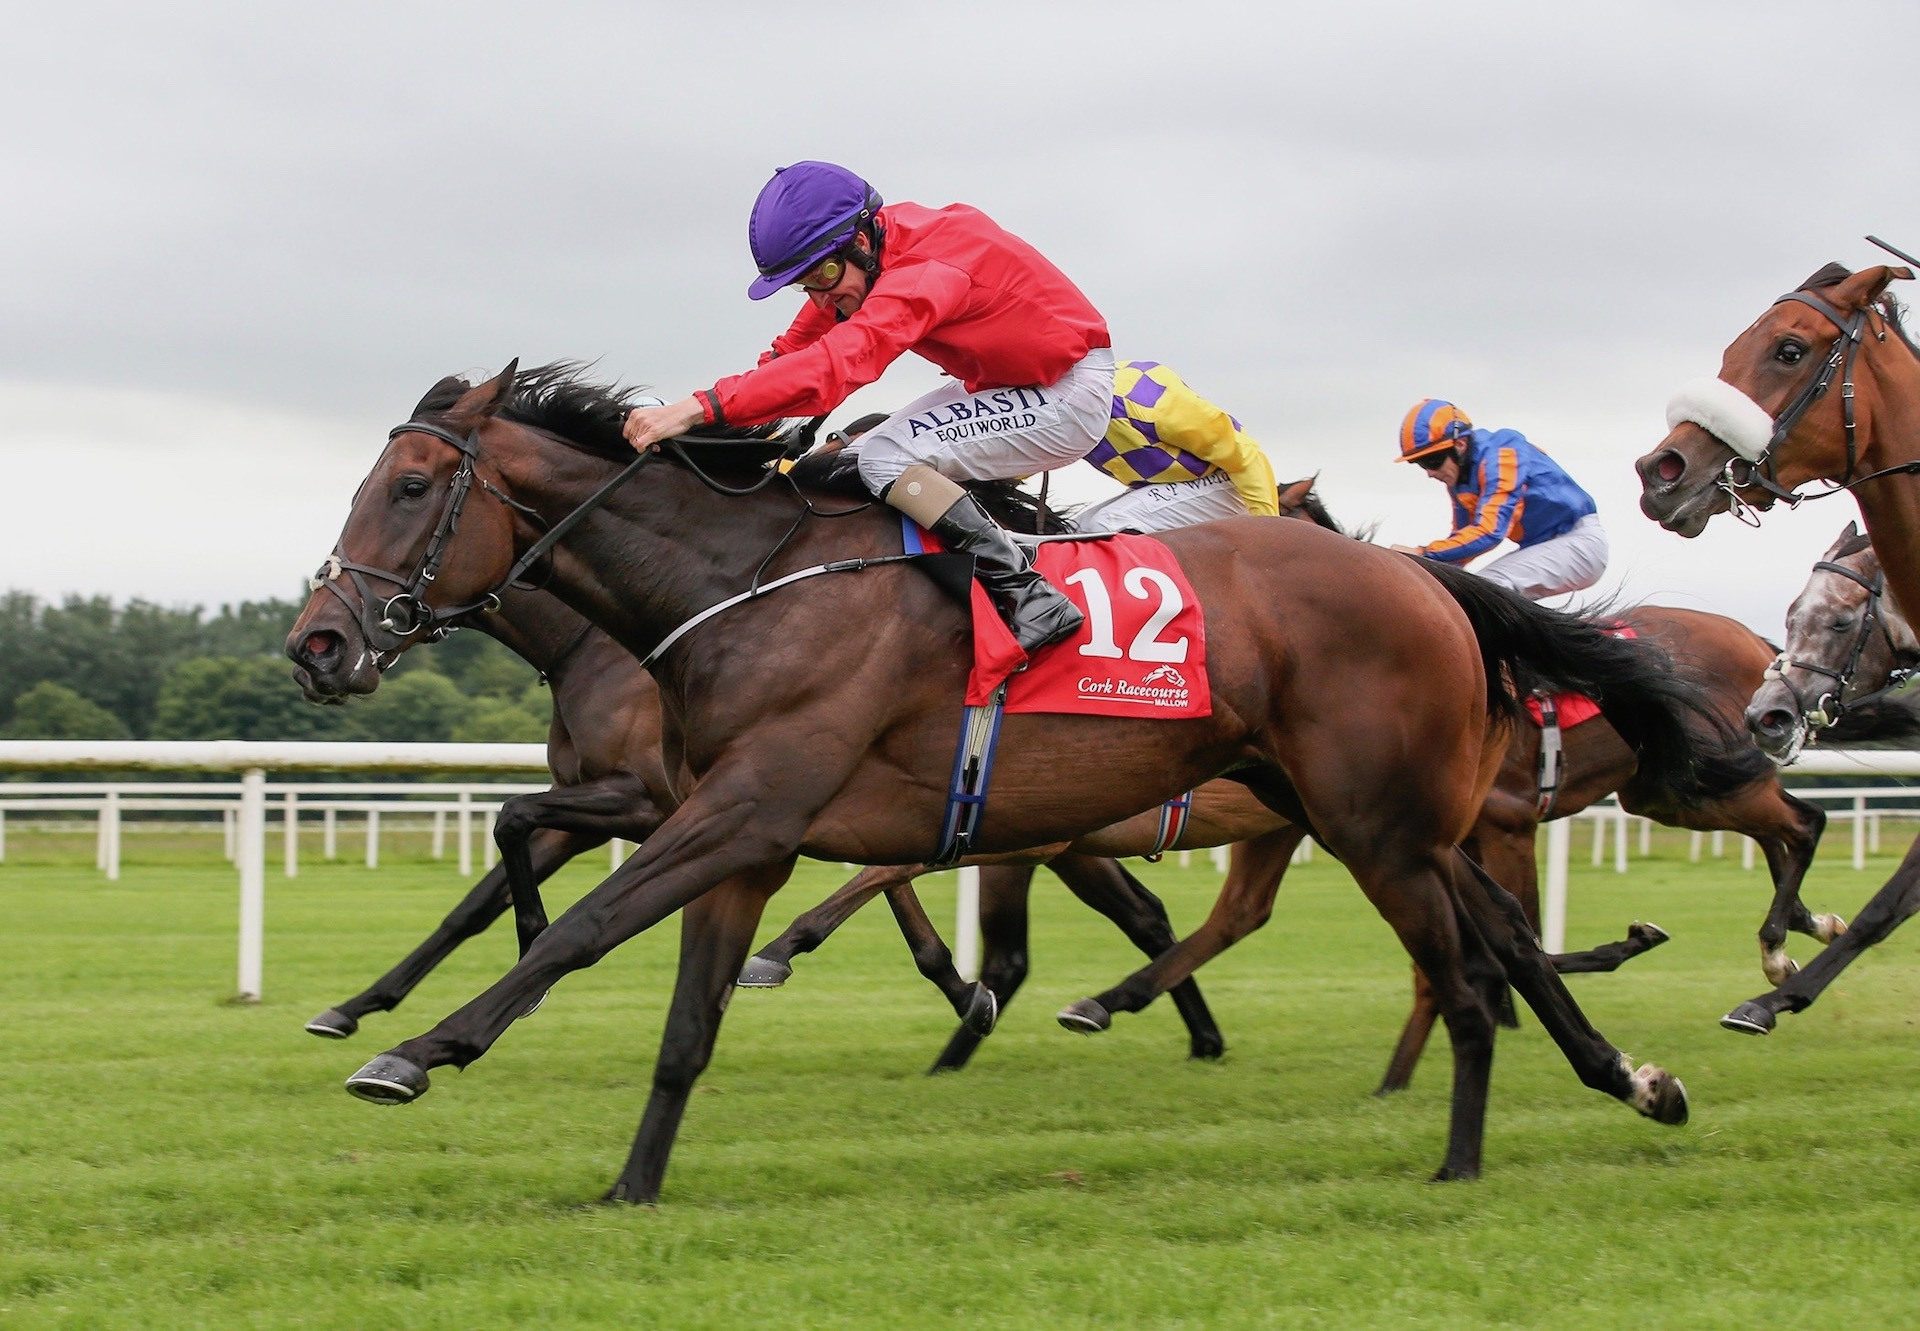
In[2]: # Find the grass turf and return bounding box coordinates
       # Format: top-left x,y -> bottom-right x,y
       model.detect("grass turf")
3,829 -> 1919,1328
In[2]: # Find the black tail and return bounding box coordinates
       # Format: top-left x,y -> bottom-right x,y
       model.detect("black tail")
1417,561 -> 1762,803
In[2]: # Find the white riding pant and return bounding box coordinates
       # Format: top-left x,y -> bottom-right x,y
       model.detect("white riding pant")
853,349 -> 1117,493
1073,469 -> 1253,533
1475,513 -> 1609,600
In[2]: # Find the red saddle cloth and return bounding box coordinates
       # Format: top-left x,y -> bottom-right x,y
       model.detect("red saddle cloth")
1522,624 -> 1638,728
911,526 -> 1212,718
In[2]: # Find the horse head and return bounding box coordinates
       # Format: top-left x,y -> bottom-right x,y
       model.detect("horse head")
1635,261 -> 1915,537
287,362 -> 536,701
1744,521 -> 1920,763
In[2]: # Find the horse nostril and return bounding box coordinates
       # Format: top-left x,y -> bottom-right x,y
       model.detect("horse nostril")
1747,707 -> 1791,737
302,631 -> 343,664
1654,452 -> 1685,484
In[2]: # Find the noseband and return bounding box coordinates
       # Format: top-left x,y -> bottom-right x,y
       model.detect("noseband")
308,420 -> 553,665
1766,559 -> 1914,731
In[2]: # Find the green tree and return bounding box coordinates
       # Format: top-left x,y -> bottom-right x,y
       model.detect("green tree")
452,697 -> 550,744
0,681 -> 133,739
340,670 -> 471,742
153,657 -> 349,741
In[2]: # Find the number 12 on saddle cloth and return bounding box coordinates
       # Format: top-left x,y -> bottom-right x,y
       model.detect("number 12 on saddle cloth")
904,521 -> 1212,718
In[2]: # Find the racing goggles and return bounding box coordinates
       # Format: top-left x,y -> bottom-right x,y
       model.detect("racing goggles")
794,253 -> 847,292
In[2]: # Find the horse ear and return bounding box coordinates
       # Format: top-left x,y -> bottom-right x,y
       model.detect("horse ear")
1832,266 -> 1912,312
446,359 -> 520,425
1275,477 -> 1316,510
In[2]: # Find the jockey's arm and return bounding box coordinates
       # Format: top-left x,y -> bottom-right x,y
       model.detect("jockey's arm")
1140,370 -> 1280,516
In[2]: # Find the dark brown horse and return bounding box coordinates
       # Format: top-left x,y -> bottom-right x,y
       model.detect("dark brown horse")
287,363 -> 1710,1200
295,580 -> 1226,1054
1635,254 -> 1920,1034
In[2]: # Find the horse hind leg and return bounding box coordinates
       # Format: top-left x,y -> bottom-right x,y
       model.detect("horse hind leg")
930,865 -> 1035,1074
1451,850 -> 1688,1126
738,863 -> 913,987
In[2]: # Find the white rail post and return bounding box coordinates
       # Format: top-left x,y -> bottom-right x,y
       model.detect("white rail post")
323,806 -> 337,859
223,807 -> 237,862
96,796 -> 109,871
365,809 -> 380,869
1177,850 -> 1192,867
1638,817 -> 1652,857
1590,813 -> 1605,867
1742,836 -> 1756,870
1543,817 -> 1571,953
1689,831 -> 1702,862
237,767 -> 266,1002
1870,811 -> 1881,854
955,866 -> 981,981
1210,845 -> 1229,872
1613,807 -> 1628,874
104,789 -> 122,881
1711,829 -> 1725,857
432,809 -> 446,860
0,807 -> 7,862
483,808 -> 499,870
1853,795 -> 1867,870
458,790 -> 473,876
283,791 -> 299,878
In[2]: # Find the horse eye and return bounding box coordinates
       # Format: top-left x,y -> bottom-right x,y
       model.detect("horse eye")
1831,619 -> 1854,632
399,475 -> 430,500
1776,340 -> 1806,365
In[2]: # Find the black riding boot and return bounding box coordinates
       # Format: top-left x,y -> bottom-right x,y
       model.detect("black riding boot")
930,494 -> 1084,655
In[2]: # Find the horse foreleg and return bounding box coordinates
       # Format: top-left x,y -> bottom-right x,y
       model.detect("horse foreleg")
1722,829 -> 1920,1035
305,827 -> 592,1040
495,774 -> 663,958
1056,828 -> 1304,1035
1745,791 -> 1839,986
878,880 -> 999,1036
930,865 -> 1035,1073
738,863 -> 918,988
607,865 -> 789,1205
344,774 -> 811,1109
1052,853 -> 1226,1060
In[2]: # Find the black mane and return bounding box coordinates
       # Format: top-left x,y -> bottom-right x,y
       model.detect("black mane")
415,361 -> 1072,534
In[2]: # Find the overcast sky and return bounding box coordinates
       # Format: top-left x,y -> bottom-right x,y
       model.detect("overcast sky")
6,1 -> 1919,637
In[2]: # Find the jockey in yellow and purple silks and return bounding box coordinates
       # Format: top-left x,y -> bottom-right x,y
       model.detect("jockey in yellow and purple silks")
1072,360 -> 1279,533
1391,398 -> 1608,600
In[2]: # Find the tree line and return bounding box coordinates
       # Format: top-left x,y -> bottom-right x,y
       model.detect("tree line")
0,591 -> 549,744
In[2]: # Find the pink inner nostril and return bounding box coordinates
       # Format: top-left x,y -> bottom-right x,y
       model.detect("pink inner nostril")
1655,453 -> 1685,483
304,632 -> 337,658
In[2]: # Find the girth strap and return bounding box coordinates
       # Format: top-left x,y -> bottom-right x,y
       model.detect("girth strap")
932,682 -> 1010,868
1144,790 -> 1195,863
1535,694 -> 1564,820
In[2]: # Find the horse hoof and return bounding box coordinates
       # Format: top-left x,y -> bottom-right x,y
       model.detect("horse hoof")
1430,1163 -> 1480,1182
1629,1064 -> 1689,1126
961,983 -> 999,1037
1630,921 -> 1671,947
1720,1001 -> 1777,1036
736,955 -> 793,989
305,1008 -> 359,1040
602,1181 -> 657,1207
1056,999 -> 1111,1034
345,1054 -> 430,1105
1188,1034 -> 1226,1061
1815,913 -> 1848,943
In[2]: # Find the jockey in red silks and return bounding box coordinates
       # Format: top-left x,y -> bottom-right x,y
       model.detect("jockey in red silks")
622,160 -> 1113,654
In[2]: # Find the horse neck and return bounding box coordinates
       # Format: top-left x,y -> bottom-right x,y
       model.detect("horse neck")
470,589 -> 596,678
503,445 -> 893,676
1832,339 -> 1920,623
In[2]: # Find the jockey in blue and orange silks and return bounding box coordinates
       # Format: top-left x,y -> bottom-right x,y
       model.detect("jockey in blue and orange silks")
1391,399 -> 1608,601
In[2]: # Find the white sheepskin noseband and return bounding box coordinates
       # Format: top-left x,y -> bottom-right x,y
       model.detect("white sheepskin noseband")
1665,377 -> 1774,462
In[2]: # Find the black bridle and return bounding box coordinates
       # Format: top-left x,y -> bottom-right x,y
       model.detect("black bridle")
310,412 -> 827,670
1767,559 -> 1915,730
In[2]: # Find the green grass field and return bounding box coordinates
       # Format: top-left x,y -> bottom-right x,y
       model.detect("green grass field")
4,828 -> 1919,1329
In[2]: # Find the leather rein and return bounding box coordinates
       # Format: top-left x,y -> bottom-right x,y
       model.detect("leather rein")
1766,559 -> 1916,730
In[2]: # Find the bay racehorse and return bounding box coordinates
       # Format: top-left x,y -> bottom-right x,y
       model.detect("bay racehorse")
293,574 -> 1229,1058
288,362 -> 1711,1200
1635,252 -> 1920,1034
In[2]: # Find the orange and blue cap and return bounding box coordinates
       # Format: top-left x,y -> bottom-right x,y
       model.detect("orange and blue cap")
1398,399 -> 1472,462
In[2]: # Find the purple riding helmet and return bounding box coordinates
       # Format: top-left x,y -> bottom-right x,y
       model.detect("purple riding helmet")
746,160 -> 883,300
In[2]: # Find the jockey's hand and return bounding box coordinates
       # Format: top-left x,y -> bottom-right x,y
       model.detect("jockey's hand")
1388,543 -> 1422,556
622,396 -> 706,453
